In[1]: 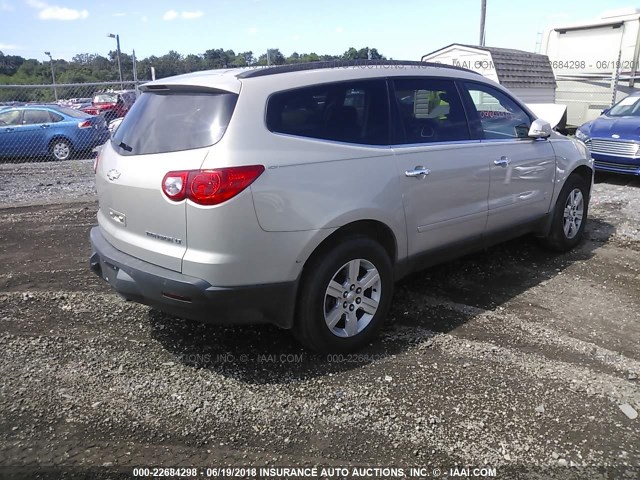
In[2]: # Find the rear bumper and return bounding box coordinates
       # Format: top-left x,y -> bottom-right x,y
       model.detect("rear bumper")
89,227 -> 296,329
75,129 -> 110,150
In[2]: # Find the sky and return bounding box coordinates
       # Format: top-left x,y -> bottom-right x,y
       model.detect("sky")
0,0 -> 637,63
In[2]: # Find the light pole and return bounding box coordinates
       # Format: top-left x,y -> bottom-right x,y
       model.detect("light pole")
44,51 -> 58,102
107,33 -> 123,88
479,0 -> 487,46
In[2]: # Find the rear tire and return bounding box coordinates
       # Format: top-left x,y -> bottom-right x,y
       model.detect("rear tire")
293,236 -> 393,353
539,174 -> 589,252
50,138 -> 72,161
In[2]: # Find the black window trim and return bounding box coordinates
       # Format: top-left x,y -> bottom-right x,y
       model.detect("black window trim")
459,80 -> 535,142
264,77 -> 393,148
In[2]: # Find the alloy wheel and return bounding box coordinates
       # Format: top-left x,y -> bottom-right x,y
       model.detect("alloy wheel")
323,258 -> 381,338
563,188 -> 584,239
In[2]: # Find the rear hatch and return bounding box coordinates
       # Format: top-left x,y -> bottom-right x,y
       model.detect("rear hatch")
95,83 -> 239,272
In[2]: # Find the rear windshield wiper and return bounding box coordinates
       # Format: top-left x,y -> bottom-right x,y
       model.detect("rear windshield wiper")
117,141 -> 133,152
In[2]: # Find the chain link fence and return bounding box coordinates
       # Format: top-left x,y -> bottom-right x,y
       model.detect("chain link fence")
0,81 -> 141,164
0,74 -> 636,168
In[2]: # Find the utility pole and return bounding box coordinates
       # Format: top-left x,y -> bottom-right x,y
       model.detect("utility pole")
479,0 -> 487,46
44,51 -> 58,102
132,49 -> 139,96
108,33 -> 123,89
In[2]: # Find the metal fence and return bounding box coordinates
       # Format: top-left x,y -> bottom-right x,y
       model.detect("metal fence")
0,81 -> 141,105
0,81 -> 141,164
0,75 -> 636,166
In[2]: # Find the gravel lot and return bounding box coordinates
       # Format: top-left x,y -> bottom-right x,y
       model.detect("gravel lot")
0,159 -> 639,479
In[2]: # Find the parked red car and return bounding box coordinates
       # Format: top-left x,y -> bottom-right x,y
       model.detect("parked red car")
82,90 -> 136,122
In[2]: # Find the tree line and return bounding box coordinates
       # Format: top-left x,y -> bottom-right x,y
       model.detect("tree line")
0,47 -> 385,86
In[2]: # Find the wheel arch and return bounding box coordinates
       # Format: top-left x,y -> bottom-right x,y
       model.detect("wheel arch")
292,220 -> 397,350
48,135 -> 73,149
302,220 -> 398,273
539,164 -> 593,237
294,219 -> 399,301
569,164 -> 594,194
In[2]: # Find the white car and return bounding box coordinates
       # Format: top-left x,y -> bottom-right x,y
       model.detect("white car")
107,117 -> 123,136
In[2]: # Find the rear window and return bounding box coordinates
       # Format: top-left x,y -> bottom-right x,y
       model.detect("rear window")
112,90 -> 238,156
53,106 -> 88,118
23,109 -> 52,125
93,93 -> 117,103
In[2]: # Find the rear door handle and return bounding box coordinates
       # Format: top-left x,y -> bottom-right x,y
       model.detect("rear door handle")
494,156 -> 511,167
40,124 -> 50,128
405,166 -> 431,179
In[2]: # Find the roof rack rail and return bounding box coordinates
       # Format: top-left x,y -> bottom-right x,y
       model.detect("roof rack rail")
236,59 -> 480,79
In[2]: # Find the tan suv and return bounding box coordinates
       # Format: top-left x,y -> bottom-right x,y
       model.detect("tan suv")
89,60 -> 593,352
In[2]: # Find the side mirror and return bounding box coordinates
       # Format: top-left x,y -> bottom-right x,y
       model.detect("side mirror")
601,108 -> 610,115
528,118 -> 552,139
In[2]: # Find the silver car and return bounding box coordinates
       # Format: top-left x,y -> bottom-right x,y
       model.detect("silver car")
89,60 -> 593,352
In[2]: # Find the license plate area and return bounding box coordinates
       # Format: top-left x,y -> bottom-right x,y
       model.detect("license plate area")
101,260 -> 119,285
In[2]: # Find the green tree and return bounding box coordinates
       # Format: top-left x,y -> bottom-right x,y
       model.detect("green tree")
203,48 -> 237,69
0,51 -> 25,76
341,47 -> 384,60
184,54 -> 204,72
257,49 -> 285,65
0,46 -> 386,90
230,51 -> 254,67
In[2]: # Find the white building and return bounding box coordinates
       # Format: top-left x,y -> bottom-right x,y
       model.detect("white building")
541,8 -> 640,125
422,44 -> 557,103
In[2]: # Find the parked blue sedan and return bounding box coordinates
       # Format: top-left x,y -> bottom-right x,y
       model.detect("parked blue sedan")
576,92 -> 640,175
0,105 -> 110,161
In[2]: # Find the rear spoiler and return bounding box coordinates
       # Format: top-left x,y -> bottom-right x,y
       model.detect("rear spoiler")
139,84 -> 237,95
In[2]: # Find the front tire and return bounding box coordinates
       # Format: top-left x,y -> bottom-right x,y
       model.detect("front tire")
540,174 -> 589,252
50,138 -> 72,161
293,236 -> 393,353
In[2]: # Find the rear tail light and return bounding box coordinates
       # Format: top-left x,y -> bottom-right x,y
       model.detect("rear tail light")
162,171 -> 189,201
162,166 -> 264,205
78,120 -> 92,129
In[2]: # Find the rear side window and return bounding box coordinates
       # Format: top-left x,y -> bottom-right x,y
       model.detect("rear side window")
112,89 -> 238,156
54,106 -> 89,118
392,78 -> 470,144
267,80 -> 389,145
23,109 -> 52,125
49,112 -> 64,123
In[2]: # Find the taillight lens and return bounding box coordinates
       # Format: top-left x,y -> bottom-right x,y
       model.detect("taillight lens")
162,166 -> 264,205
78,120 -> 92,129
162,171 -> 189,201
